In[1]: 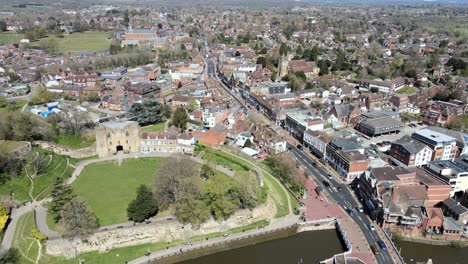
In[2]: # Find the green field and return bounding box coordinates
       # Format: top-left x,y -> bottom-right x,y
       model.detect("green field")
395,86 -> 417,95
141,123 -> 166,132
43,31 -> 111,53
0,31 -> 24,44
56,134 -> 95,149
72,158 -> 161,226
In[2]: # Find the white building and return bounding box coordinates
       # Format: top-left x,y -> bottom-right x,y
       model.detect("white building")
427,158 -> 468,196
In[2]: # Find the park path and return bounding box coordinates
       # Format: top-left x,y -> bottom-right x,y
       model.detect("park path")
128,214 -> 299,264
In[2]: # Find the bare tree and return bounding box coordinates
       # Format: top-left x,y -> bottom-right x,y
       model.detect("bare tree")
60,104 -> 89,136
60,198 -> 99,238
154,156 -> 204,207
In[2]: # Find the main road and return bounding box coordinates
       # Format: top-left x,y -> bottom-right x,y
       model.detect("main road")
288,144 -> 395,264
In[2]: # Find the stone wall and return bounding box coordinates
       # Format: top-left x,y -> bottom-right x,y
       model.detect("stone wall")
46,197 -> 276,258
33,141 -> 96,158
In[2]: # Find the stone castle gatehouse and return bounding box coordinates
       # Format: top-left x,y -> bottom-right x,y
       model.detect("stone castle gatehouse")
95,121 -> 140,157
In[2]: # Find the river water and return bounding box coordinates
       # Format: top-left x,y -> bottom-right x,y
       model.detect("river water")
176,229 -> 346,264
395,240 -> 468,264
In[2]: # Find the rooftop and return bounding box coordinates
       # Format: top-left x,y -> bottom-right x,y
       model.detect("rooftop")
412,129 -> 456,145
101,121 -> 138,129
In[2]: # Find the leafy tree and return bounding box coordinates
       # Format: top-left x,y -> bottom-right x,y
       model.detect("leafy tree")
0,248 -> 20,264
200,164 -> 215,180
256,56 -> 267,68
171,107 -> 188,130
370,87 -> 379,93
294,71 -> 307,81
30,86 -> 59,105
235,51 -> 241,57
260,47 -> 268,54
50,178 -> 76,223
29,228 -> 47,241
0,204 -> 9,231
287,74 -> 303,92
177,82 -> 183,89
305,82 -> 316,90
0,21 -> 6,32
129,99 -> 165,126
61,198 -> 99,237
243,139 -> 253,148
187,98 -> 198,112
127,185 -> 158,222
279,43 -> 289,56
448,114 -> 468,132
174,199 -> 210,227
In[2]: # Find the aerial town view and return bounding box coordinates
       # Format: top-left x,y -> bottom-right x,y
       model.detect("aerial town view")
0,0 -> 467,263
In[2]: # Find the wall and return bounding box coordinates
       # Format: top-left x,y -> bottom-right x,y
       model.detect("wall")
33,141 -> 96,158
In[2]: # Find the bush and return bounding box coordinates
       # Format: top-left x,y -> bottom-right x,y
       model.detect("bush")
29,228 -> 47,241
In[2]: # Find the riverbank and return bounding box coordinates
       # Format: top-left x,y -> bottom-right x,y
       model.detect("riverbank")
393,233 -> 468,247
396,239 -> 468,264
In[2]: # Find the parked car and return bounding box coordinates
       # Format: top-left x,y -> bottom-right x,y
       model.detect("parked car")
371,245 -> 381,255
369,223 -> 375,231
322,180 -> 331,188
297,144 -> 303,150
327,174 -> 332,179
378,240 -> 387,250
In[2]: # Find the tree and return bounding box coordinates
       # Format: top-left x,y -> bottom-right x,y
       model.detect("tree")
187,98 -> 198,112
0,204 -> 9,232
60,104 -> 89,135
174,199 -> 210,227
287,74 -> 303,92
243,139 -> 252,148
61,198 -> 99,237
127,185 -> 158,223
279,43 -> 289,56
0,21 -> 6,32
154,157 -> 203,207
200,164 -> 214,180
50,177 -> 76,223
370,87 -> 379,93
171,107 -> 188,130
129,99 -> 165,126
0,248 -> 20,264
177,82 -> 183,89
30,86 -> 59,105
235,51 -> 241,57
256,56 -> 267,68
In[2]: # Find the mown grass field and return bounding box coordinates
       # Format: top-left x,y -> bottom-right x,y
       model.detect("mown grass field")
141,123 -> 166,132
43,31 -> 111,53
71,158 -> 161,226
0,31 -> 24,44
395,86 -> 417,95
12,212 -> 41,264
56,134 -> 95,149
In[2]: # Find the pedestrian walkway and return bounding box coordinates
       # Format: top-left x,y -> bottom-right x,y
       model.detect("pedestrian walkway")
301,179 -> 377,264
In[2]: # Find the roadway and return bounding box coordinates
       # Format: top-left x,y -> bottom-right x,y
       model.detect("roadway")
288,144 -> 394,264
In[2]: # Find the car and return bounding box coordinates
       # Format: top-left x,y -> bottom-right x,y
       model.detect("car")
369,223 -> 375,231
322,180 -> 331,188
417,122 -> 424,126
327,174 -> 333,179
297,144 -> 304,150
336,186 -> 343,191
356,206 -> 364,212
345,207 -> 354,215
371,245 -> 381,255
377,240 -> 387,250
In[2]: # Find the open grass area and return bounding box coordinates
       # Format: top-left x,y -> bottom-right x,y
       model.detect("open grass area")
55,134 -> 95,149
0,31 -> 24,44
12,212 -> 41,264
197,145 -> 252,172
72,158 -> 161,226
395,86 -> 417,95
42,31 -> 110,53
141,123 -> 166,132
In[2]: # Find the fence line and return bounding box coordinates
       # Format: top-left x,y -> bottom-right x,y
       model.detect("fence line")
383,229 -> 406,264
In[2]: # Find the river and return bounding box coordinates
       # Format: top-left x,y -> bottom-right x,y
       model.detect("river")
396,240 -> 468,264
176,229 -> 346,264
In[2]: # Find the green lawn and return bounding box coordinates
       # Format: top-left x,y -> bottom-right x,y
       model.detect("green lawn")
12,212 -> 41,264
42,31 -> 111,53
395,86 -> 417,95
72,158 -> 161,226
0,31 -> 24,45
56,134 -> 95,149
198,145 -> 252,172
141,123 -> 166,132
